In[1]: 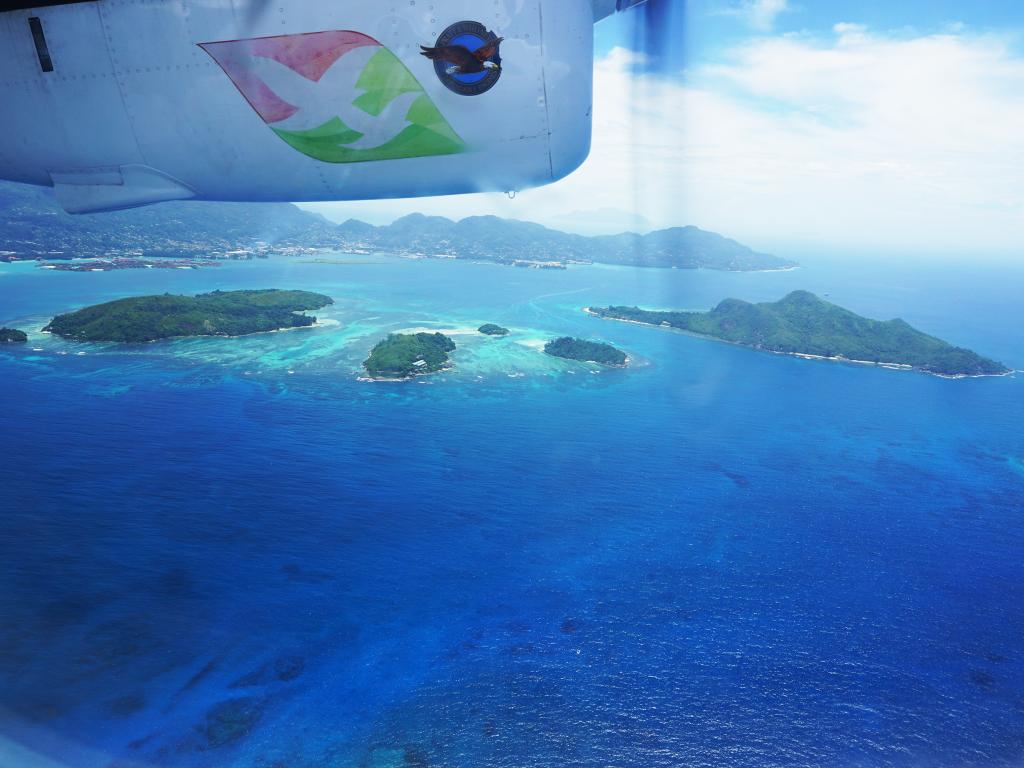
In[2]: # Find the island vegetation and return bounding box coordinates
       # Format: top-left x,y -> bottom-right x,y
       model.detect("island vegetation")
544,337 -> 627,367
43,289 -> 333,343
0,327 -> 27,343
363,332 -> 456,379
478,324 -> 510,336
589,290 -> 1009,377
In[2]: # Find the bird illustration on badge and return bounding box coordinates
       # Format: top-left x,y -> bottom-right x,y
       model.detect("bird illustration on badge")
422,22 -> 504,95
199,31 -> 466,163
420,36 -> 503,76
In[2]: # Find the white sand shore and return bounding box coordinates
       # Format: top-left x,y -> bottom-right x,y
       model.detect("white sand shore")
358,363 -> 453,383
516,339 -> 547,351
397,326 -> 480,336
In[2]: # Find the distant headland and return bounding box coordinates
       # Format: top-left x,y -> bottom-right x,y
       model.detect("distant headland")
44,289 -> 333,343
588,291 -> 1009,378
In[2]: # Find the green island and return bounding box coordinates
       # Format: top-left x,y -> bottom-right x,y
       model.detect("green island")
43,289 -> 333,343
363,332 -> 456,379
478,324 -> 510,336
588,290 -> 1010,377
545,337 -> 628,367
0,327 -> 27,343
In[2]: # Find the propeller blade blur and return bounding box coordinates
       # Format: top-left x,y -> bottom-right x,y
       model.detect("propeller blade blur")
624,0 -> 686,74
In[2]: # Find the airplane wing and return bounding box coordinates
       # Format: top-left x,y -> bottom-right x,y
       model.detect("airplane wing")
0,0 -> 659,213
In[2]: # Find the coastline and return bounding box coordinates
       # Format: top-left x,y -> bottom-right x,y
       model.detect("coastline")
543,348 -> 630,369
358,363 -> 453,383
40,316 -> 329,345
745,265 -> 801,273
583,307 -> 1014,380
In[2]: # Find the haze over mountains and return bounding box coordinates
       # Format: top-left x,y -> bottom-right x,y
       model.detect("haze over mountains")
335,214 -> 795,270
0,181 -> 336,257
0,181 -> 795,272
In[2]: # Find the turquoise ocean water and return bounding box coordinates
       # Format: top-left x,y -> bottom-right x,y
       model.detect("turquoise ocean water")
1,253 -> 1022,767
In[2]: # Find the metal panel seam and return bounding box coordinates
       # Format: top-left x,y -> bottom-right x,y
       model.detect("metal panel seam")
537,2 -> 554,180
93,0 -> 148,168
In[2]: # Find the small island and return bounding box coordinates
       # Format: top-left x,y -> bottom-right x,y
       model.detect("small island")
43,289 -> 333,343
588,291 -> 1010,377
544,337 -> 628,367
478,324 -> 510,336
0,327 -> 27,343
363,332 -> 456,379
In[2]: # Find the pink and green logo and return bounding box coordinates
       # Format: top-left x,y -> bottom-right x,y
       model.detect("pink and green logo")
199,31 -> 466,163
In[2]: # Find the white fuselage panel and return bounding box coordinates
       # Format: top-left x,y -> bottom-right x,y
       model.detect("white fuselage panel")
0,0 -> 595,210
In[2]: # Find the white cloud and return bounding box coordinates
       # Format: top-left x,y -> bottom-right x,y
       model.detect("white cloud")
719,0 -> 793,32
304,26 -> 1024,254
678,27 -> 1024,252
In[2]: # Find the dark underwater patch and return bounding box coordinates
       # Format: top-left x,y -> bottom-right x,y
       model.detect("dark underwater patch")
203,696 -> 265,748
403,745 -> 430,767
723,470 -> 751,488
182,656 -> 222,693
231,654 -> 306,688
104,692 -> 146,717
969,669 -> 996,692
75,616 -> 162,673
281,562 -> 334,584
36,595 -> 98,633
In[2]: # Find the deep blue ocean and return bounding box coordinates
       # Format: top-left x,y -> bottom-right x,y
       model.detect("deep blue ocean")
1,253 -> 1022,768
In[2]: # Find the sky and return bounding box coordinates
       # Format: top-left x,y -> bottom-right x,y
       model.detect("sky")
300,0 -> 1024,255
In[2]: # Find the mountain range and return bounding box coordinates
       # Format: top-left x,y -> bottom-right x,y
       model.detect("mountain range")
0,181 -> 795,271
0,181 -> 337,258
335,214 -> 795,270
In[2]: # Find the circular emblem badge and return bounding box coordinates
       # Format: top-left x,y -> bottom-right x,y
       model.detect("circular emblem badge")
426,21 -> 503,96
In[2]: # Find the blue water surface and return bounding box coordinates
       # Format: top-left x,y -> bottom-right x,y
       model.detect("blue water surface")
0,254 -> 1022,768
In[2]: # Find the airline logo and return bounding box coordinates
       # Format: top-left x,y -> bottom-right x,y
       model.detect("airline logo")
200,31 -> 466,164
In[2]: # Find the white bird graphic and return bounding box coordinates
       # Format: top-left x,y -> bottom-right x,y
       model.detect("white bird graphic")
249,47 -> 421,150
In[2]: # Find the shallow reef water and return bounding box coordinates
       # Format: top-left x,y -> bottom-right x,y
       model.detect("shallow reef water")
1,254 -> 1023,767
